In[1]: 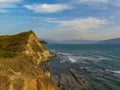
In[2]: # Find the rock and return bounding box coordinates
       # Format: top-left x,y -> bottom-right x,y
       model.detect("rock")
52,68 -> 91,90
52,74 -> 81,90
39,60 -> 51,77
68,68 -> 86,86
39,40 -> 48,45
50,52 -> 57,57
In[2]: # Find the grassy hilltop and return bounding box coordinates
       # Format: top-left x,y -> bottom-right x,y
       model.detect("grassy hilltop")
0,30 -> 46,58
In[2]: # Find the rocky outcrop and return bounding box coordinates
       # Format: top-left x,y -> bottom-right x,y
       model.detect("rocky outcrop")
0,31 -> 59,90
52,68 -> 91,90
52,74 -> 81,90
68,68 -> 86,86
22,30 -> 52,65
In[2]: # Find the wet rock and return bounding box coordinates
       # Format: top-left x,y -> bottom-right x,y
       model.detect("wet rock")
52,74 -> 81,90
68,68 -> 86,86
52,67 -> 92,90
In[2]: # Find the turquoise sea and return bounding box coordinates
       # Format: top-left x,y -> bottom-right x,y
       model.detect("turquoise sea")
47,44 -> 120,90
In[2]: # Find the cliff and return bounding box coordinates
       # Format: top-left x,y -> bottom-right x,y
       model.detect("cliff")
0,30 -> 59,90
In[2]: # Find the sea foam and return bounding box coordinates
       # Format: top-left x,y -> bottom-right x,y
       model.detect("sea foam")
106,69 -> 120,74
53,50 -> 110,63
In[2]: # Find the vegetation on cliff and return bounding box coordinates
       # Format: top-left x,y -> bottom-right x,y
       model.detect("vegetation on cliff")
0,30 -> 46,57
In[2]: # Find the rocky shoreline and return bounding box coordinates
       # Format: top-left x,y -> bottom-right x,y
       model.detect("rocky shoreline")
52,69 -> 91,90
51,63 -> 90,90
50,55 -> 93,90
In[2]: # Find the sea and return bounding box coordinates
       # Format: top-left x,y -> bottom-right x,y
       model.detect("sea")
47,44 -> 120,90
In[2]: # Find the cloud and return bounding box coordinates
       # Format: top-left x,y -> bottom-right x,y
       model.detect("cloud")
49,17 -> 107,30
74,0 -> 120,7
30,17 -> 106,30
0,0 -> 21,8
0,0 -> 21,3
24,3 -> 72,13
0,9 -> 8,13
78,0 -> 109,3
0,0 -> 21,13
0,4 -> 16,8
70,0 -> 109,5
111,0 -> 120,7
35,17 -> 107,40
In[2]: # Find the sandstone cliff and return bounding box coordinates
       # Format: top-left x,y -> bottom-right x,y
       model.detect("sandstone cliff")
0,30 -> 59,90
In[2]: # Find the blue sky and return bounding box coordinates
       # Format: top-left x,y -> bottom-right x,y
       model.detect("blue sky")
0,0 -> 120,40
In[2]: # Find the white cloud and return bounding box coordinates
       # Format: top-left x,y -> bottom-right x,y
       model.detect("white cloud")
30,17 -> 106,29
71,0 -> 109,5
24,3 -> 72,13
35,17 -> 107,40
0,0 -> 20,3
0,0 -> 21,13
0,0 -> 21,8
51,17 -> 106,30
111,0 -> 120,7
0,9 -> 8,13
0,4 -> 16,8
75,0 -> 120,7
79,0 -> 109,3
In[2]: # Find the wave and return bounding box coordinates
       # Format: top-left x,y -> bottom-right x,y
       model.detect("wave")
68,55 -> 79,63
54,51 -> 80,63
51,50 -> 110,63
60,54 -> 80,63
105,69 -> 120,74
57,52 -> 72,56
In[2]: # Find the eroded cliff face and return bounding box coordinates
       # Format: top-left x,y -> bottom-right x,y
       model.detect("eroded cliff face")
0,31 -> 59,90
24,31 -> 51,64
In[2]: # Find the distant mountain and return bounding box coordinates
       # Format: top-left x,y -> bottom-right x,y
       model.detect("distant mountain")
99,38 -> 120,44
58,40 -> 98,44
46,40 -> 59,44
42,38 -> 120,44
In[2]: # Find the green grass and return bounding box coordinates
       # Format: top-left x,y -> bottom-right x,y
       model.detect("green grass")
0,31 -> 30,58
0,30 -> 34,52
0,30 -> 46,57
0,50 -> 17,58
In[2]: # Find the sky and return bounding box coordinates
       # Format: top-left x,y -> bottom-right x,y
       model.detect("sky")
0,0 -> 120,41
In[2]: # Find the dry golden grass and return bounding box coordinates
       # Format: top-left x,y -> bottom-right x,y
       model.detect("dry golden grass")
0,55 -> 41,77
0,76 -> 10,90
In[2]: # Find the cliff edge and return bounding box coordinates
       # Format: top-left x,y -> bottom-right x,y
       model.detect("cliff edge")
0,30 -> 59,90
